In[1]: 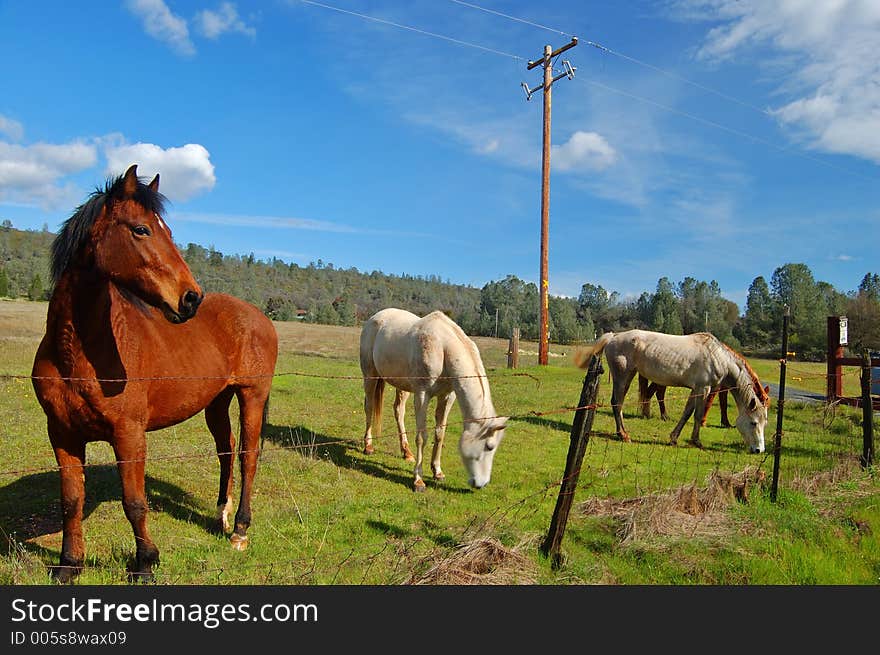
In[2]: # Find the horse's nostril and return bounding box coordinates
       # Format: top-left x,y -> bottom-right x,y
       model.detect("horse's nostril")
183,290 -> 202,309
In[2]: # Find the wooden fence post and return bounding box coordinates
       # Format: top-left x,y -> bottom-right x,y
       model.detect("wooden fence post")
860,349 -> 875,469
540,353 -> 603,568
827,316 -> 844,404
507,327 -> 520,369
771,305 -> 789,502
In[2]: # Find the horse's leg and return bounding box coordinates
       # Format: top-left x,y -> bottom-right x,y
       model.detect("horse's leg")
611,369 -> 637,442
719,389 -> 732,428
111,429 -> 159,582
669,393 -> 696,446
49,424 -> 86,583
700,388 -> 718,427
638,375 -> 652,418
411,391 -> 430,492
689,386 -> 709,448
393,389 -> 415,461
205,388 -> 236,534
230,387 -> 269,551
430,392 -> 456,480
655,384 -> 669,421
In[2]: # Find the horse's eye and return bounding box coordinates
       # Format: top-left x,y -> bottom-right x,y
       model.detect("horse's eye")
132,225 -> 151,237
485,441 -> 496,452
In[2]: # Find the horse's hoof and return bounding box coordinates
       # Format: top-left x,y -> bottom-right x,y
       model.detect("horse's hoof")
230,534 -> 249,551
689,440 -> 704,449
402,450 -> 415,462
363,444 -> 374,456
619,433 -> 631,443
51,564 -> 82,585
433,471 -> 446,480
413,480 -> 427,493
127,569 -> 155,584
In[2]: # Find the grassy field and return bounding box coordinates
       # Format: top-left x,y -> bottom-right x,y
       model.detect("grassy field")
1,298 -> 877,585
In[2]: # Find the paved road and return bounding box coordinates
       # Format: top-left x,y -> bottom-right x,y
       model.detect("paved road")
765,382 -> 825,405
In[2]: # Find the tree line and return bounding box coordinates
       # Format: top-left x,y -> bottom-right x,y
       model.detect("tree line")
2,222 -> 878,360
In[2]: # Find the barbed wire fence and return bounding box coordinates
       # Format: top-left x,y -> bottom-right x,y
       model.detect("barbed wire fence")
0,343 -> 874,583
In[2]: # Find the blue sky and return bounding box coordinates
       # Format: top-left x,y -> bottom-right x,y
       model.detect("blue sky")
1,1 -> 878,310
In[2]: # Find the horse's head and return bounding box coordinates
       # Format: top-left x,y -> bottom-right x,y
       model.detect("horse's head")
736,384 -> 771,454
89,164 -> 203,323
459,416 -> 507,489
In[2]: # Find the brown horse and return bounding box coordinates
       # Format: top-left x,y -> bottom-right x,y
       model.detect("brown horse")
31,165 -> 278,583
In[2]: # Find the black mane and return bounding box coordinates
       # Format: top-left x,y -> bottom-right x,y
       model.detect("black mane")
50,172 -> 167,284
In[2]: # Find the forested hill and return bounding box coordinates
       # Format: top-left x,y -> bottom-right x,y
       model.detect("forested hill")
2,223 -> 880,359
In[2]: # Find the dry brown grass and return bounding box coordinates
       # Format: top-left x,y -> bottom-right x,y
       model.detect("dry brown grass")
579,467 -> 767,545
0,299 -> 47,341
273,321 -> 361,359
404,536 -> 540,585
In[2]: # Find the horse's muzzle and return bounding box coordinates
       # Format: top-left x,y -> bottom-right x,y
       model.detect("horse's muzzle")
164,290 -> 203,323
178,290 -> 203,321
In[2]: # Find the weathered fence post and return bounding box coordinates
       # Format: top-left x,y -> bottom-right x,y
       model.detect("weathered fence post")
540,353 -> 603,568
860,349 -> 875,469
826,316 -> 846,404
507,327 -> 520,369
771,305 -> 790,502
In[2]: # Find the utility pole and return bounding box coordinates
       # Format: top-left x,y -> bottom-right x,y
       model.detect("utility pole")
522,37 -> 578,365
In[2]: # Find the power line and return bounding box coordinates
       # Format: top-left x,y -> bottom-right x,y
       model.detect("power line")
448,0 -> 773,119
448,0 -> 571,37
299,0 -> 875,182
447,1 -> 875,181
573,75 -> 877,182
298,0 -> 524,61
583,40 -> 774,118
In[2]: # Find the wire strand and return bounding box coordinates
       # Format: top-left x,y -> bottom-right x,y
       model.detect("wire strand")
299,0 -> 525,61
448,0 -> 571,37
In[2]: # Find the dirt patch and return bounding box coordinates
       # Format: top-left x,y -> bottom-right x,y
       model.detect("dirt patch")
404,536 -> 539,585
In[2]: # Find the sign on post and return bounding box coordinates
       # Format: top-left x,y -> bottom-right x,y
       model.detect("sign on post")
839,316 -> 848,346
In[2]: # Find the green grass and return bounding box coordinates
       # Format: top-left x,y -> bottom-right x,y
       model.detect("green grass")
1,299 -> 878,585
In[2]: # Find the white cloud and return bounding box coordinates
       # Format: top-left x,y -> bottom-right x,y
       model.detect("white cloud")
195,2 -> 256,39
478,139 -> 500,155
679,0 -> 880,163
103,141 -> 215,201
125,0 -> 195,56
0,115 -> 24,142
551,131 -> 617,172
0,140 -> 97,209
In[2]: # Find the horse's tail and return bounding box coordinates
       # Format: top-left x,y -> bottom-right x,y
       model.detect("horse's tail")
369,378 -> 385,438
258,393 -> 271,451
573,332 -> 615,369
262,393 -> 270,432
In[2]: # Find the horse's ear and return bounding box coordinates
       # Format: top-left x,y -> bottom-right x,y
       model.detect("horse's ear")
120,164 -> 139,198
748,397 -> 757,412
148,173 -> 160,192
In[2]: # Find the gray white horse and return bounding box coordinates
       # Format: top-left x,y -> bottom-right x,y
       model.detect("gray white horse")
360,308 -> 507,491
575,330 -> 770,452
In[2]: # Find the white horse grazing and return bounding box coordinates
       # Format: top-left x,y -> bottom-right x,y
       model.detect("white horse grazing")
574,330 -> 770,452
360,308 -> 508,492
